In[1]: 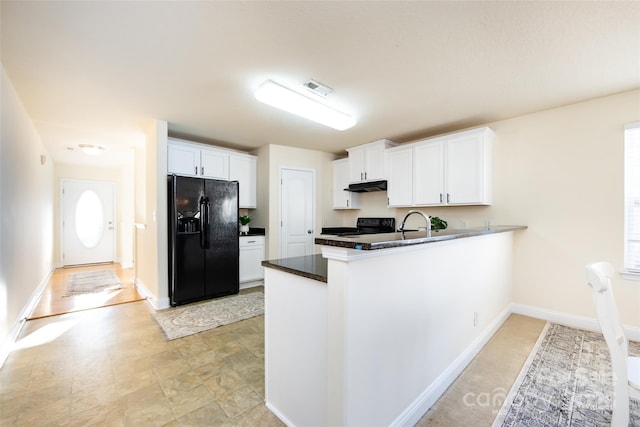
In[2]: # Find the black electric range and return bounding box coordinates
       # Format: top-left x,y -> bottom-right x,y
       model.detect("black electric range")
321,217 -> 396,237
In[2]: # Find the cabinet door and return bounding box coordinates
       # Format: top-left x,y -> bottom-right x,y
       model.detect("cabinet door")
363,144 -> 386,181
230,154 -> 257,208
445,133 -> 485,205
386,147 -> 413,207
168,143 -> 199,177
240,243 -> 264,282
348,147 -> 365,182
333,159 -> 359,209
414,140 -> 445,205
201,149 -> 229,180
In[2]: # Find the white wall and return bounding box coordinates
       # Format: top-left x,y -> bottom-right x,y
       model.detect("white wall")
134,119 -> 169,309
340,89 -> 640,328
0,65 -> 54,350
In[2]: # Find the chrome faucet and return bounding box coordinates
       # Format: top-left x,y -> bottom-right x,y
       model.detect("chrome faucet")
398,210 -> 431,232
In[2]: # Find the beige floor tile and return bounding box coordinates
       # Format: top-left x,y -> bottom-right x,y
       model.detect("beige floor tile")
114,368 -> 158,396
69,404 -> 125,427
160,369 -> 205,398
202,367 -> 249,399
167,384 -> 213,418
224,403 -> 285,427
176,401 -> 229,426
216,384 -> 263,419
123,401 -> 175,426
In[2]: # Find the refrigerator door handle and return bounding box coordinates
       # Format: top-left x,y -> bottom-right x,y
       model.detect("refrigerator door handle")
203,197 -> 211,249
199,197 -> 207,249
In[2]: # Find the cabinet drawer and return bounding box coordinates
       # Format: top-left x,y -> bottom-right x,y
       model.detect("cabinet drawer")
240,236 -> 265,247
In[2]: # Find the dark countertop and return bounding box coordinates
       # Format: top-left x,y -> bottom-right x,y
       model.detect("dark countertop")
314,226 -> 527,250
262,254 -> 327,283
240,227 -> 266,236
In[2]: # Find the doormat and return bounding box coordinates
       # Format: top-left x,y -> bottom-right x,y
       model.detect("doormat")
65,269 -> 123,296
493,323 -> 640,426
153,292 -> 264,340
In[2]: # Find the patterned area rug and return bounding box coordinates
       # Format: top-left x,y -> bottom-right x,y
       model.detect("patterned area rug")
153,292 -> 264,340
65,269 -> 123,296
493,323 -> 640,426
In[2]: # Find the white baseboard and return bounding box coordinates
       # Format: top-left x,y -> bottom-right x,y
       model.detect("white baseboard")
134,277 -> 169,310
265,401 -> 295,427
391,305 -> 513,427
0,268 -> 54,369
510,303 -> 640,342
240,279 -> 264,290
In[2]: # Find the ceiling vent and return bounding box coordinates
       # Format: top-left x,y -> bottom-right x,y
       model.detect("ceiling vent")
303,80 -> 333,97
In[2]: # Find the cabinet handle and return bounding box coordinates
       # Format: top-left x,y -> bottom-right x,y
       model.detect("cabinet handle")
347,199 -> 349,207
195,166 -> 198,175
447,193 -> 450,203
360,172 -> 363,180
439,193 -> 443,203
248,240 -> 256,243
201,166 -> 204,175
364,172 -> 367,180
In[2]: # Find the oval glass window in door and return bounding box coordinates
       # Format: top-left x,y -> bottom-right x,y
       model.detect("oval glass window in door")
75,190 -> 104,248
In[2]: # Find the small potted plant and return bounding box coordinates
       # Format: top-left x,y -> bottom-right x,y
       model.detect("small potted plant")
239,215 -> 251,235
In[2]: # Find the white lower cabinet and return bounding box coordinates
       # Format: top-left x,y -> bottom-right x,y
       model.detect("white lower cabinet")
240,236 -> 265,284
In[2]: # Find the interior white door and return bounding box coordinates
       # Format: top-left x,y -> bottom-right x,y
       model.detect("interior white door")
280,168 -> 315,259
62,179 -> 116,266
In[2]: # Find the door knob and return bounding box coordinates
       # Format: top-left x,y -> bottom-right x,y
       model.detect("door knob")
307,230 -> 313,234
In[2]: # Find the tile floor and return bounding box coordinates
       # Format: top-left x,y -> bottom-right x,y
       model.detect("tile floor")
1,296 -> 282,426
1,285 -> 545,426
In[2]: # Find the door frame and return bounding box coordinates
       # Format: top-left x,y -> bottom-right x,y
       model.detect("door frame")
60,178 -> 116,267
279,166 -> 316,259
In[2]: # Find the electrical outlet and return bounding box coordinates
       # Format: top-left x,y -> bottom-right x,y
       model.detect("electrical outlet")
485,220 -> 492,230
473,311 -> 479,327
459,220 -> 467,229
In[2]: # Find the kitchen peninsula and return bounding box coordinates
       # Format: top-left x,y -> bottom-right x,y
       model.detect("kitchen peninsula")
262,226 -> 525,427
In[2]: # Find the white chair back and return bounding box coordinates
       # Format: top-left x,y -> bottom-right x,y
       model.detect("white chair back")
585,262 -> 631,427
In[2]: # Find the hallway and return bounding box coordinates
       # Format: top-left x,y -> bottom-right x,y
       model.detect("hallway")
27,264 -> 144,320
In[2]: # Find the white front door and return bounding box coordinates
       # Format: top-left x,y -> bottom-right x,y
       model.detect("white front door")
280,168 -> 315,259
61,179 -> 116,266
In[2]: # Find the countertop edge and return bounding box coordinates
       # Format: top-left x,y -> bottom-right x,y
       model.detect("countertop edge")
261,256 -> 328,283
314,226 -> 527,250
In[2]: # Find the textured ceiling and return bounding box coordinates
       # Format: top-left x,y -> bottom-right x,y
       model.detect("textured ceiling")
2,1 -> 639,166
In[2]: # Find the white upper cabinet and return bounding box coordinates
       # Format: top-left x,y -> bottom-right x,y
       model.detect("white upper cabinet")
413,138 -> 445,205
168,138 -> 229,179
229,153 -> 257,208
444,129 -> 491,205
200,148 -> 229,180
386,146 -> 413,207
386,127 -> 493,207
332,158 -> 360,209
168,138 -> 257,208
167,143 -> 200,177
347,139 -> 396,182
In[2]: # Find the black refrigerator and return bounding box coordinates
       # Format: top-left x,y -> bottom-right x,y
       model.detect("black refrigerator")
168,175 -> 239,306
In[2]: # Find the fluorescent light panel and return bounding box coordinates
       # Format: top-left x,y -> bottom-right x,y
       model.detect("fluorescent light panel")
255,80 -> 356,131
78,144 -> 104,155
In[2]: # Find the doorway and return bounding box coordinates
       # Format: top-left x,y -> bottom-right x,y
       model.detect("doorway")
280,168 -> 316,259
61,179 -> 115,266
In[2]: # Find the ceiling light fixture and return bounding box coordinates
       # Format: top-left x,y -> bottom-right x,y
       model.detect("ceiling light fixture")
78,144 -> 104,156
254,80 -> 356,131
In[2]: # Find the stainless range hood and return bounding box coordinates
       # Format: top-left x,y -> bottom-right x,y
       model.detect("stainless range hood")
345,180 -> 387,193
